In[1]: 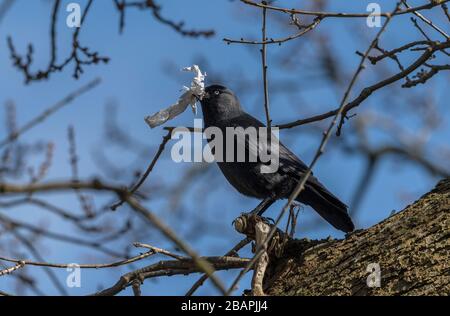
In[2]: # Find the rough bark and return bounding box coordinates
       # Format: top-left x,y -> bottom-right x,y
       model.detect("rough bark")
241,178 -> 450,296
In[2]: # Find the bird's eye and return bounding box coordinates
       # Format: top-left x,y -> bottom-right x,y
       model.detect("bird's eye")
214,90 -> 220,95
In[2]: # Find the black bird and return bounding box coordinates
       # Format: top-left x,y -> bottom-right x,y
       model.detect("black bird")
200,84 -> 354,233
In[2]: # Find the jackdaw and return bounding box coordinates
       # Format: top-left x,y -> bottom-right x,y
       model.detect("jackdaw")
200,84 -> 354,233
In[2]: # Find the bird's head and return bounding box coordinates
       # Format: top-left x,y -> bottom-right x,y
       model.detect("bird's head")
200,84 -> 242,122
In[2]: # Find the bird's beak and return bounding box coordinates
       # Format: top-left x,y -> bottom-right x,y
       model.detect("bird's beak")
202,91 -> 210,100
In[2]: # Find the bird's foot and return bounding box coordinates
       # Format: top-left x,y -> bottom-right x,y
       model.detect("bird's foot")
261,216 -> 275,225
232,212 -> 275,235
232,211 -> 274,226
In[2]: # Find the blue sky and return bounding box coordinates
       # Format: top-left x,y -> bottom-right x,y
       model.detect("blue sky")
0,0 -> 449,295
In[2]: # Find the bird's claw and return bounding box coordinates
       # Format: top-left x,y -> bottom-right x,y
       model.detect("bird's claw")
232,211 -> 274,225
264,216 -> 275,224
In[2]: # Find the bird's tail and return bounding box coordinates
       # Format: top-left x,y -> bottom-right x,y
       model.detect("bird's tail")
296,183 -> 355,233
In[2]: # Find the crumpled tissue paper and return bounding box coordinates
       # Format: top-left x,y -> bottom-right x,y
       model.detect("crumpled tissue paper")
145,65 -> 206,128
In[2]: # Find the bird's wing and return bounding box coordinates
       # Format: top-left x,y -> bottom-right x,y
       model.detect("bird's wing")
221,113 -> 309,173
221,112 -> 347,208
275,134 -> 349,210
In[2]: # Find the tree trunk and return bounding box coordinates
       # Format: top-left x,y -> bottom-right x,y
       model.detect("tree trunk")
249,178 -> 449,295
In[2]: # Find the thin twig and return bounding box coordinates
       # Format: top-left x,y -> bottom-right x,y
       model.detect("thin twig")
185,238 -> 251,296
240,0 -> 448,18
0,261 -> 25,276
443,3 -> 450,22
365,40 -> 432,65
92,256 -> 249,296
0,78 -> 101,149
402,64 -> 450,87
134,242 -> 185,260
224,17 -> 321,45
261,1 -> 271,128
0,213 -> 124,258
110,129 -> 172,210
0,251 -> 154,269
275,40 -> 450,130
113,0 -> 215,37
402,0 -> 449,40
125,197 -> 228,295
5,228 -> 68,295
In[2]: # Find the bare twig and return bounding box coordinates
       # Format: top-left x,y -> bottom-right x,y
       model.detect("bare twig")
443,3 -> 450,22
0,261 -> 25,276
0,78 -> 101,149
0,251 -> 154,269
93,256 -> 249,296
0,213 -> 124,258
185,238 -> 251,296
5,228 -> 68,295
402,64 -> 450,87
0,0 -> 15,23
365,40 -> 432,64
224,17 -> 321,45
125,197 -> 228,295
276,40 -> 450,130
240,0 -> 448,18
261,1 -> 271,128
7,0 -> 108,83
68,126 -> 94,216
112,0 -> 215,37
110,129 -> 172,210
402,0 -> 449,40
134,242 -> 185,260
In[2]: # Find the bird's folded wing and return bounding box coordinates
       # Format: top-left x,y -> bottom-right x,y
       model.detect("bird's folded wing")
223,113 -> 310,174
